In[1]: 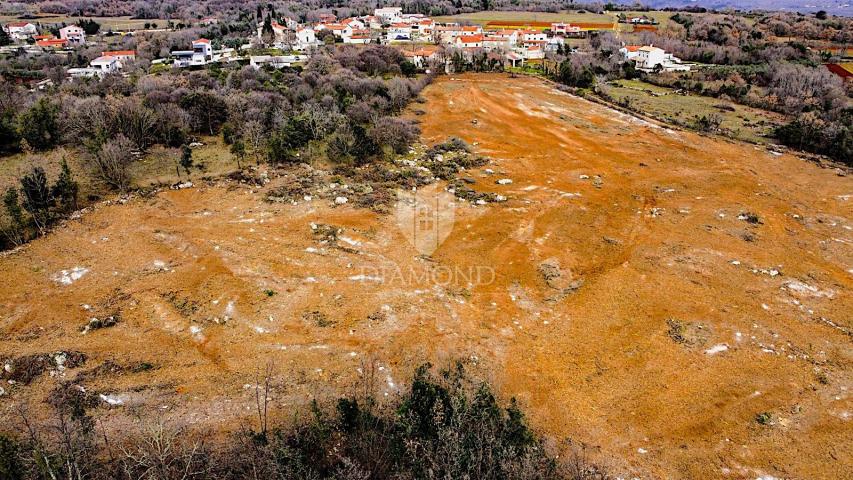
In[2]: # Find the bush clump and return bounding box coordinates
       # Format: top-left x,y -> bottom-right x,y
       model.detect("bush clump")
0,363 -> 609,479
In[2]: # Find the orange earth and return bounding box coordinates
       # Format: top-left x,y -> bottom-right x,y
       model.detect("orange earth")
1,74 -> 851,479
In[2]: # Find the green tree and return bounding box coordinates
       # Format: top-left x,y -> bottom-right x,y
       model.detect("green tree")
17,98 -> 60,151
179,91 -> 228,135
0,111 -> 18,152
261,14 -> 274,43
400,60 -> 417,76
267,115 -> 313,163
19,167 -> 53,234
0,28 -> 11,47
230,139 -> 246,169
180,144 -> 194,175
51,159 -> 79,212
2,187 -> 26,245
221,122 -> 236,145
77,19 -> 101,35
0,435 -> 23,480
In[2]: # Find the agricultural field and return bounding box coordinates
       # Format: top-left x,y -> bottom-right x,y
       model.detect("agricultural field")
433,10 -> 614,24
601,79 -> 787,144
0,14 -> 165,30
434,10 -> 677,30
1,74 -> 849,479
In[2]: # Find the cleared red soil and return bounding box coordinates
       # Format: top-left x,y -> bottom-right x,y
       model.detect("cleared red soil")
1,74 -> 851,479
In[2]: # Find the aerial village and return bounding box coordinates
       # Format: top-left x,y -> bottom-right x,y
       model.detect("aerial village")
1,6 -> 692,86
0,1 -> 851,478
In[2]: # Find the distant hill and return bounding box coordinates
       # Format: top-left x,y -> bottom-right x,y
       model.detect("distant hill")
619,1 -> 853,16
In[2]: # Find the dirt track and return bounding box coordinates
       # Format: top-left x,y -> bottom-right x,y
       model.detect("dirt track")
1,74 -> 851,479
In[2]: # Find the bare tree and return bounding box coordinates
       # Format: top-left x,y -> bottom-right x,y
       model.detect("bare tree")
242,120 -> 266,165
91,134 -> 135,192
254,362 -> 274,440
120,418 -> 207,480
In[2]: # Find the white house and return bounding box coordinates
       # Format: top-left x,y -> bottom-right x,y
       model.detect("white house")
341,18 -> 366,30
388,23 -> 412,41
632,45 -> 691,72
59,25 -> 85,45
191,38 -> 213,64
343,28 -> 371,44
5,22 -> 37,40
171,38 -> 214,67
410,19 -> 434,40
402,46 -> 441,69
68,55 -> 122,79
295,27 -> 318,50
488,30 -> 519,47
619,45 -> 641,60
519,29 -> 548,48
374,7 -> 403,24
545,36 -> 565,52
250,54 -> 307,69
521,45 -> 545,60
629,17 -> 654,25
483,34 -> 513,51
90,55 -> 122,74
520,30 -> 547,42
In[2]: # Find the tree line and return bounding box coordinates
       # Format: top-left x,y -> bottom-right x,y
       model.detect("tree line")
0,362 -> 607,479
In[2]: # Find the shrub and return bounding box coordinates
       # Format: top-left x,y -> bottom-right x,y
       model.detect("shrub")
0,363 -> 599,479
17,98 -> 60,151
90,135 -> 135,192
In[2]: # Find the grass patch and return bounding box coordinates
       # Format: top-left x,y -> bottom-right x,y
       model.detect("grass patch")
601,79 -> 786,144
0,14 -> 167,31
434,10 -> 614,25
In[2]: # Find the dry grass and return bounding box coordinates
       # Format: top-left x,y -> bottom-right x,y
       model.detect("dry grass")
433,10 -> 616,25
0,14 -> 168,31
0,135 -> 239,222
601,79 -> 786,144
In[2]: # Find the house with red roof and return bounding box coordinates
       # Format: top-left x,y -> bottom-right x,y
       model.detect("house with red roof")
435,25 -> 483,44
341,18 -> 366,30
316,23 -> 347,38
343,28 -> 371,44
102,50 -> 136,62
171,38 -> 215,67
401,45 -> 441,69
455,34 -> 484,49
36,38 -> 68,49
5,21 -> 37,40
